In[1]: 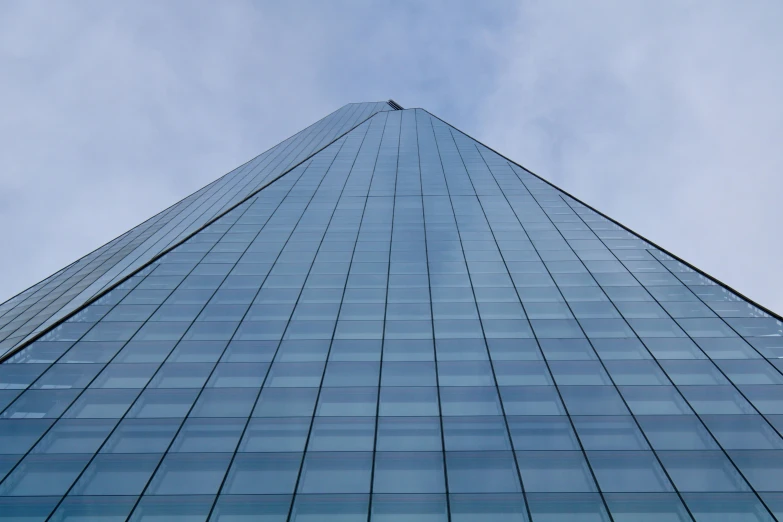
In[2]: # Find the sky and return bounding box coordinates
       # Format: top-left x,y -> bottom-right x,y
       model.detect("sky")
0,0 -> 781,315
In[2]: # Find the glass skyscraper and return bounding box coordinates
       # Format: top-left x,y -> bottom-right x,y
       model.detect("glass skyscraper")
0,100 -> 781,521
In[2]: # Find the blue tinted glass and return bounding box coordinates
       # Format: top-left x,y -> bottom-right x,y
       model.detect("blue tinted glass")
527,492 -> 610,521
71,453 -> 161,495
657,451 -> 750,492
587,451 -> 673,492
223,452 -> 302,494
683,492 -> 774,522
604,492 -> 691,522
50,496 -> 137,520
447,451 -> 521,493
147,452 -> 231,495
373,452 -> 446,493
298,452 -> 373,494
0,454 -> 91,495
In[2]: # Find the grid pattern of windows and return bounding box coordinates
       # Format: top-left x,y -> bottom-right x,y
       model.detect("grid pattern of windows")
0,102 -> 394,358
0,106 -> 782,521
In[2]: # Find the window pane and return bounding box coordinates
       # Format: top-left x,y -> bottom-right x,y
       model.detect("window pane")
702,415 -> 783,449
191,388 -> 257,418
130,495 -> 215,522
500,386 -> 565,416
297,452 -> 373,494
604,492 -> 691,522
239,417 -> 310,453
448,493 -> 528,522
147,453 -> 231,495
71,453 -> 161,495
636,415 -> 718,450
516,451 -> 597,493
587,451 -> 673,492
209,495 -> 290,522
223,452 -> 302,494
376,417 -> 442,451
290,493 -> 368,522
559,386 -> 628,415
170,417 -> 245,452
307,417 -> 375,451
683,492 -> 774,522
573,416 -> 649,450
657,451 -> 750,492
253,388 -> 318,417
102,418 -> 180,453
0,419 -> 54,454
371,493 -> 448,521
446,451 -> 521,493
373,452 -> 445,493
0,454 -> 90,496
443,416 -> 511,451
379,387 -> 439,416
527,492 -> 610,522
440,387 -> 502,416
317,387 -> 377,416
507,416 -> 579,450
32,418 -> 114,454
50,496 -> 136,521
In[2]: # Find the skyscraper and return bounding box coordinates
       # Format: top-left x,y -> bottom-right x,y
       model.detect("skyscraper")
0,100 -> 781,521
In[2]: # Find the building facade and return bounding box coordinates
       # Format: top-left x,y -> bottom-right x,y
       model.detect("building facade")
0,101 -> 781,521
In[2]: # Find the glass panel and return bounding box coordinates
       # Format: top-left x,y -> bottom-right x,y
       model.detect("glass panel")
371,493 -> 448,521
657,451 -> 750,492
702,415 -> 783,449
297,452 -> 373,494
516,451 -> 597,492
500,386 -> 566,416
446,451 -> 521,493
49,496 -> 137,521
527,492 -> 610,521
0,454 -> 91,495
209,495 -> 291,521
32,418 -> 115,454
683,492 -> 775,522
289,493 -> 368,522
129,495 -> 215,521
443,416 -> 511,451
0,419 -> 54,454
507,415 -> 579,450
729,450 -> 783,492
71,453 -> 161,495
573,416 -> 649,450
636,415 -> 717,450
146,453 -> 232,495
170,417 -> 245,452
372,452 -> 446,493
307,417 -> 375,451
376,417 -> 442,451
190,388 -> 257,418
253,388 -> 318,417
239,417 -> 310,452
222,452 -> 302,494
586,451 -> 673,492
559,386 -> 629,415
102,418 -> 181,453
604,492 -> 692,522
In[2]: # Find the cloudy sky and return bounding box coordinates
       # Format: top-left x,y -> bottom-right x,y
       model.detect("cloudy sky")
1,0 -> 781,314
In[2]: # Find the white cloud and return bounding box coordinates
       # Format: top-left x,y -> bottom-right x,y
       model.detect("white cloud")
477,0 -> 783,313
0,0 -> 780,315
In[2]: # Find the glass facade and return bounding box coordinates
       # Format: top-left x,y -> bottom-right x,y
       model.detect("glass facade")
0,102 -> 781,521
